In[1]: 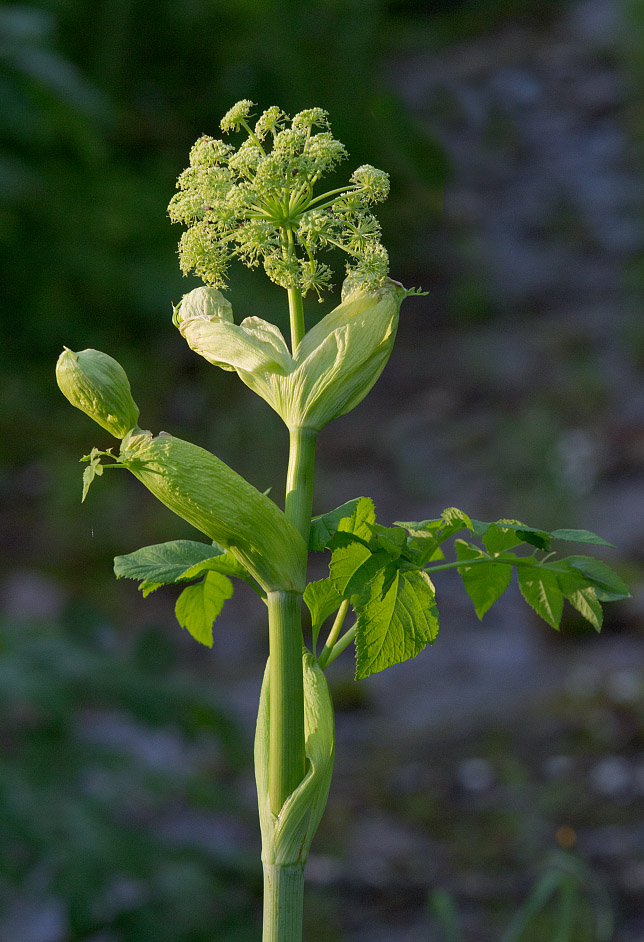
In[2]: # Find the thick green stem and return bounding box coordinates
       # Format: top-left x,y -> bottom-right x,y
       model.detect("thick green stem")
261,327 -> 319,939
262,864 -> 305,942
285,427 -> 317,546
267,425 -> 317,815
267,590 -> 306,816
266,427 -> 316,823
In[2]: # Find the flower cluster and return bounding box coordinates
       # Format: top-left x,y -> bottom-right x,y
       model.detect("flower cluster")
168,101 -> 390,297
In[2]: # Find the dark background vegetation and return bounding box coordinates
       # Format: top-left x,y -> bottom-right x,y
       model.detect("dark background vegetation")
2,0 -> 644,939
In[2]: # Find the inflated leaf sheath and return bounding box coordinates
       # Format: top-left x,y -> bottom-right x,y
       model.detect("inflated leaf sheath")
119,428 -> 306,593
255,650 -> 334,866
177,279 -> 406,431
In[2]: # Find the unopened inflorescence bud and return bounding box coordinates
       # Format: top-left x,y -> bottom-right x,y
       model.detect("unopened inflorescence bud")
56,348 -> 139,438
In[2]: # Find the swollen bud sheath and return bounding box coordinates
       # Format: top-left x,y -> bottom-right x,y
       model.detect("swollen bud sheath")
177,279 -> 407,432
56,348 -> 139,439
255,650 -> 334,866
276,278 -> 406,430
118,428 -> 306,593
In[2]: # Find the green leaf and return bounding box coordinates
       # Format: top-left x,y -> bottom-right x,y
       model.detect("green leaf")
309,498 -> 362,551
114,540 -> 219,584
80,446 -> 120,502
303,578 -> 343,648
174,571 -> 233,647
395,507 -> 471,544
329,541 -> 388,598
515,528 -> 551,551
563,556 -> 630,601
394,518 -> 442,536
395,507 -> 472,566
365,522 -> 408,558
557,572 -> 603,632
550,528 -> 615,548
474,519 -> 551,553
180,551 -> 244,579
482,522 -> 525,554
439,507 -> 473,541
479,519 -> 551,554
455,540 -> 512,618
333,496 -> 376,542
518,566 -> 564,629
354,567 -> 439,679
179,551 -> 264,596
138,581 -> 163,598
394,523 -> 441,566
81,457 -> 103,502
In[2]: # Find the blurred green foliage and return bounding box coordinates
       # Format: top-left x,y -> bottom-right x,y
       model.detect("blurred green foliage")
430,852 -> 613,941
0,614 -> 260,939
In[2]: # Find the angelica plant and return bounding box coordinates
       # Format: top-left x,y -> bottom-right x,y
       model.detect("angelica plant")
56,102 -> 629,942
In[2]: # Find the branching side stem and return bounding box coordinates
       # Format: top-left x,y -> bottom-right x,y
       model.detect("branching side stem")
324,625 -> 357,668
317,599 -> 349,669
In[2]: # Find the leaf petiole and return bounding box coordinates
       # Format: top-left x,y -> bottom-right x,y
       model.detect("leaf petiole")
322,624 -> 357,670
424,555 -> 571,577
317,598 -> 350,668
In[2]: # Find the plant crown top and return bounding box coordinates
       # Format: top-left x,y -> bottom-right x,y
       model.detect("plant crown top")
168,100 -> 390,298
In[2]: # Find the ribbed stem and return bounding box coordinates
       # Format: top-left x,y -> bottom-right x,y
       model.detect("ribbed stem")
285,427 -> 317,546
262,863 -> 305,942
287,287 -> 305,351
267,590 -> 306,815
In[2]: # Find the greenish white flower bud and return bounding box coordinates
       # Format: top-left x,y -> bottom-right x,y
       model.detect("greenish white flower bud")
56,348 -> 140,439
172,286 -> 233,329
177,278 -> 406,432
119,428 -> 306,593
255,650 -> 334,865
